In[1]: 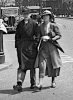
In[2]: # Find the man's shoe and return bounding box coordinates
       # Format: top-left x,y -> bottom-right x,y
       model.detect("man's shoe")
13,85 -> 22,92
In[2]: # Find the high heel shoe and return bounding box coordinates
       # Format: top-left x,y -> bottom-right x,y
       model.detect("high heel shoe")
37,84 -> 42,90
39,85 -> 42,90
51,82 -> 56,88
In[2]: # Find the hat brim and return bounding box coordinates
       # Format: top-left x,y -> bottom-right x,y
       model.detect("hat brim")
41,13 -> 51,18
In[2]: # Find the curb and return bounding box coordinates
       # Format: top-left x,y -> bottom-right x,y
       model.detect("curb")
0,62 -> 13,71
55,17 -> 73,19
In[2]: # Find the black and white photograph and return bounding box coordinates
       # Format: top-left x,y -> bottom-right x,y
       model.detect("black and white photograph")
0,0 -> 73,100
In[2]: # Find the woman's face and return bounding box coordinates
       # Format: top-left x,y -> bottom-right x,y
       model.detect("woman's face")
43,15 -> 50,23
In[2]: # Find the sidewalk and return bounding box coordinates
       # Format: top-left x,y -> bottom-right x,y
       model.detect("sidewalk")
0,36 -> 13,70
0,61 -> 72,100
0,62 -> 12,71
0,35 -> 73,100
0,52 -> 13,70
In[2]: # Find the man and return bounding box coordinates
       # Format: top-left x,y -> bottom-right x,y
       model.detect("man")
13,8 -> 39,92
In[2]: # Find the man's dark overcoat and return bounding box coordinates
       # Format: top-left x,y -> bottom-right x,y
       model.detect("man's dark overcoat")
15,19 -> 39,70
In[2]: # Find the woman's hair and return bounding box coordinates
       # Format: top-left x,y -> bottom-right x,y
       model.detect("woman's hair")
41,14 -> 52,22
51,14 -> 55,23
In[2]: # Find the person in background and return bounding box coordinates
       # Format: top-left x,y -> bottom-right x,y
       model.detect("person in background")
13,8 -> 39,92
3,17 -> 8,27
30,14 -> 42,25
37,15 -> 42,25
37,10 -> 63,90
30,14 -> 37,23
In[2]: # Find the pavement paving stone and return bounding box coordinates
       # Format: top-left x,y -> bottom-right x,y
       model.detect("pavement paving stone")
0,62 -> 73,100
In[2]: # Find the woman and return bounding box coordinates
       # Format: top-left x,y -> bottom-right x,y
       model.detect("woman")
37,10 -> 63,90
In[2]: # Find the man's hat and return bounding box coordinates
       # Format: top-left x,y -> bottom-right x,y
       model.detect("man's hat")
41,10 -> 52,17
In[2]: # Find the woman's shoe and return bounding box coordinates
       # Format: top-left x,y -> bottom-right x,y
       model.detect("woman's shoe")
37,84 -> 42,90
39,85 -> 42,90
51,82 -> 56,88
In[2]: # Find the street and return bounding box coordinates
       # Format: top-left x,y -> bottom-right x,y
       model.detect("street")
0,18 -> 73,100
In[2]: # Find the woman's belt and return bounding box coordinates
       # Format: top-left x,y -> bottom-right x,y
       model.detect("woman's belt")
38,36 -> 64,53
41,36 -> 50,42
38,36 -> 50,51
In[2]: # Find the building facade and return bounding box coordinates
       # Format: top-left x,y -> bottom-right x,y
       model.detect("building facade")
42,0 -> 62,8
14,0 -> 73,15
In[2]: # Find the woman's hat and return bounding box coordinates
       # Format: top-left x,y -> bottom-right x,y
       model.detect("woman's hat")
41,10 -> 52,18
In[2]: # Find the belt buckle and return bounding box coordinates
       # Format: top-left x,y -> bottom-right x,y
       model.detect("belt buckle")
43,39 -> 48,42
